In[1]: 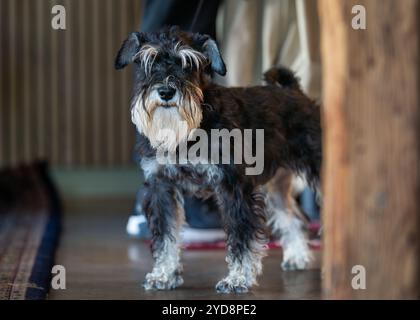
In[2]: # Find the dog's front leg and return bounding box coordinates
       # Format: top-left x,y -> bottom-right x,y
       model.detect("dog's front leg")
214,186 -> 267,294
142,177 -> 185,290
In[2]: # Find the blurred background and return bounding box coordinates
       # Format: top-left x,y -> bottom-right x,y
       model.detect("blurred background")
1,0 -> 417,301
0,0 -> 141,167
0,0 -> 143,200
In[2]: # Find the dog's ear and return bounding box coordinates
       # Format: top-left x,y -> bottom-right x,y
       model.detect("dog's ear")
115,32 -> 145,70
201,38 -> 226,76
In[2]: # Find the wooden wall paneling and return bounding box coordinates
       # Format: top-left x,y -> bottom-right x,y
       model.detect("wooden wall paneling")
319,0 -> 420,299
0,0 -> 142,168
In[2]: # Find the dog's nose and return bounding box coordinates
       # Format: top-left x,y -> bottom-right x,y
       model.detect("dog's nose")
158,86 -> 176,101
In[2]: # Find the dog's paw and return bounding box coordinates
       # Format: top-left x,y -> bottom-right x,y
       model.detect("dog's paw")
281,244 -> 313,271
143,272 -> 184,291
215,278 -> 249,294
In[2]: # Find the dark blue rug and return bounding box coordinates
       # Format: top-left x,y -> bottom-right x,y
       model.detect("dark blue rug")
0,162 -> 61,300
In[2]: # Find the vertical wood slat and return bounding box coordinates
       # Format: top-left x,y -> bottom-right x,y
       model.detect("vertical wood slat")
64,0 -> 72,166
78,0 -> 87,166
50,0 -> 59,165
14,0 -> 25,164
1,0 -> 11,167
0,0 -> 141,168
113,0 -> 123,165
36,0 -> 45,160
84,0 -> 94,165
0,0 -> 3,167
92,0 -> 100,165
23,0 -> 31,162
120,0 -> 130,166
320,0 -> 420,299
8,0 -> 16,164
71,0 -> 80,166
106,0 -> 115,166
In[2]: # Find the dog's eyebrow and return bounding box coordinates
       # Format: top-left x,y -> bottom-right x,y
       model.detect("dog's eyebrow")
135,45 -> 159,75
174,42 -> 206,70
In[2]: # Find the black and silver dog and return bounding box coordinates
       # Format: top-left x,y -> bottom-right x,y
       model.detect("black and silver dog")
115,26 -> 322,293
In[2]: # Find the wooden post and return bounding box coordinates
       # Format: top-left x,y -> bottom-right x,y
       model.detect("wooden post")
319,0 -> 420,299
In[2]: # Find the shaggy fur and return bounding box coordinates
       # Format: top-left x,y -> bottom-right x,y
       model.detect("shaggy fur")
115,26 -> 322,293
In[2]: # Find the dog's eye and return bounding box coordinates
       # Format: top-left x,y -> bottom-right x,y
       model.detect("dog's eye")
181,61 -> 200,72
176,58 -> 190,70
182,62 -> 192,70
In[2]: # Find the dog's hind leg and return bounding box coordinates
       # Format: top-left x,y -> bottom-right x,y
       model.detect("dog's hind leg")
266,169 -> 313,270
214,184 -> 267,293
142,177 -> 185,290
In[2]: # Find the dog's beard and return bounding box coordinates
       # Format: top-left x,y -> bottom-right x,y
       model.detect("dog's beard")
131,85 -> 203,153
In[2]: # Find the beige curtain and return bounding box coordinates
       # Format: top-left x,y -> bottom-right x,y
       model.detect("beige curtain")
217,0 -> 321,100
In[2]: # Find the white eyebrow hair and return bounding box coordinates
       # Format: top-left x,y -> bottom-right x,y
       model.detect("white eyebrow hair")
174,42 -> 206,70
135,44 -> 158,76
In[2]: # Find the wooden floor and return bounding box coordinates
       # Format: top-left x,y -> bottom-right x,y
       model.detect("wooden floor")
49,198 -> 321,300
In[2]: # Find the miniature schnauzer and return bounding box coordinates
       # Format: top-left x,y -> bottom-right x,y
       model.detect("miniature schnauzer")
115,26 -> 322,293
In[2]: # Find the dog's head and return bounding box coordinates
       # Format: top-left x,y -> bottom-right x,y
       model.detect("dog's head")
115,26 -> 226,152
